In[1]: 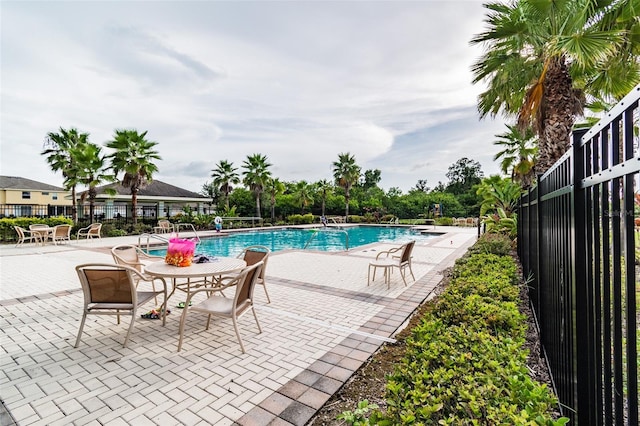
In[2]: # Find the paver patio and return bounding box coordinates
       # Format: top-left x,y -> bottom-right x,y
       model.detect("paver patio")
0,226 -> 478,425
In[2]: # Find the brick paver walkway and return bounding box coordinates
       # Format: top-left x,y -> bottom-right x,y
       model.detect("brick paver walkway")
0,226 -> 478,425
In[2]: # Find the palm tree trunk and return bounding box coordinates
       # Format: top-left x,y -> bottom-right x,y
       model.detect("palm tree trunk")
345,188 -> 350,222
537,56 -> 576,173
71,186 -> 78,223
271,196 -> 275,222
256,195 -> 261,218
132,188 -> 138,224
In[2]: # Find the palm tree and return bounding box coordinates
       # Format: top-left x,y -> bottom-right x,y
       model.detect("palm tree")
471,0 -> 640,173
73,142 -> 113,222
106,130 -> 161,224
315,179 -> 333,217
41,127 -> 89,223
265,177 -> 285,223
211,160 -> 240,210
332,152 -> 361,222
294,181 -> 314,213
242,153 -> 272,218
493,124 -> 538,188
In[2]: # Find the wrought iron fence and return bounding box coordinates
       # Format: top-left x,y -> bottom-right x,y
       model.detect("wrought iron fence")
518,85 -> 639,425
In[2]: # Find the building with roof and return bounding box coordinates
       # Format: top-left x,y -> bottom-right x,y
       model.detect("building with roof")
77,180 -> 213,220
0,176 -> 72,217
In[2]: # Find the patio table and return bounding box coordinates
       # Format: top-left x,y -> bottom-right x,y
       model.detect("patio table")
28,225 -> 51,245
145,257 -> 247,308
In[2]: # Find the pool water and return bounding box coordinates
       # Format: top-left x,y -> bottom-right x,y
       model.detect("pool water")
150,226 -> 437,257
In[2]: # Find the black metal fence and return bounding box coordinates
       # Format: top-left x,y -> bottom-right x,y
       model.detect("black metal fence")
518,85 -> 639,425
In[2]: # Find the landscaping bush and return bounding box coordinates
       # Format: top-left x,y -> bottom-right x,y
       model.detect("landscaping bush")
435,216 -> 454,226
349,241 -> 567,425
467,232 -> 514,256
0,216 -> 73,242
287,213 -> 314,224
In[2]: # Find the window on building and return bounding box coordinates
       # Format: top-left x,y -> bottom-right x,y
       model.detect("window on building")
52,193 -> 58,200
42,192 -> 49,195
22,192 -> 31,199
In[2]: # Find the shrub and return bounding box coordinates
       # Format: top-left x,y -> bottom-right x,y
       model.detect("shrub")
347,241 -> 567,425
435,217 -> 454,226
469,232 -> 514,256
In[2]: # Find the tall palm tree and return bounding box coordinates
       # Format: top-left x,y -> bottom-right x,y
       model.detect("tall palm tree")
294,181 -> 314,214
332,152 -> 361,222
106,130 -> 161,224
73,142 -> 114,222
493,124 -> 538,188
211,160 -> 240,210
315,179 -> 333,217
265,177 -> 285,223
471,0 -> 640,173
41,127 -> 89,223
242,153 -> 272,218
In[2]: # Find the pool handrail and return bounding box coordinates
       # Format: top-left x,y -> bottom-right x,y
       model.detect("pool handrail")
138,233 -> 170,252
174,223 -> 201,243
303,228 -> 349,251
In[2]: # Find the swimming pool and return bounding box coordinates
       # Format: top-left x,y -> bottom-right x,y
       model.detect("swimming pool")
150,226 -> 438,257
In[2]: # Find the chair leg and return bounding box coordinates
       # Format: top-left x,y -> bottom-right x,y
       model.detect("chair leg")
252,305 -> 262,333
74,312 -> 88,348
231,315 -> 246,353
261,281 -> 271,304
122,312 -> 136,348
177,307 -> 190,352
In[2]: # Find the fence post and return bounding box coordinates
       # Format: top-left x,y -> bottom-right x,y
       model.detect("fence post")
571,128 -> 594,424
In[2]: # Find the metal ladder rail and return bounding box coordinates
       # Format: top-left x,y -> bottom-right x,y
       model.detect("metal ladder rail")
303,228 -> 349,251
173,223 -> 201,244
138,233 -> 171,252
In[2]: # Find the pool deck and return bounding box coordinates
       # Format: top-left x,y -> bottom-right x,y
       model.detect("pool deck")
0,225 -> 478,425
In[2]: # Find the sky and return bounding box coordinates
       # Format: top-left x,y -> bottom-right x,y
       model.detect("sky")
1,0 -> 506,195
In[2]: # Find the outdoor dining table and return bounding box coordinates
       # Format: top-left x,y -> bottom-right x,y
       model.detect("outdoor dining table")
28,225 -> 51,245
144,257 -> 247,309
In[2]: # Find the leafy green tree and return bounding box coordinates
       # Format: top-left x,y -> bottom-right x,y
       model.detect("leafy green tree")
471,0 -> 640,173
414,179 -> 430,193
315,179 -> 333,216
293,180 -> 314,213
105,129 -> 161,224
445,158 -> 484,195
228,188 -> 254,217
73,142 -> 114,222
42,127 -> 89,223
361,169 -> 381,190
332,152 -> 361,221
265,177 -> 285,222
493,124 -> 538,188
200,181 -> 220,212
242,153 -> 272,218
211,160 -> 240,210
477,175 -> 524,216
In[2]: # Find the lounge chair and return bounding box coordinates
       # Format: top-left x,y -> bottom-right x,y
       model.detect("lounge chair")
77,223 -> 102,240
14,226 -> 42,246
368,240 -> 416,289
177,262 -> 263,353
236,245 -> 271,303
153,220 -> 174,234
50,224 -> 72,244
111,245 -> 165,304
74,263 -> 167,348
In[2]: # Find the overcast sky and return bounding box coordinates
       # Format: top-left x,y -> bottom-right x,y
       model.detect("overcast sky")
1,0 -> 506,194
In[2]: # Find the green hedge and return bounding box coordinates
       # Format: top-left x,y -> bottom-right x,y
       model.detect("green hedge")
364,234 -> 567,425
0,217 -> 74,243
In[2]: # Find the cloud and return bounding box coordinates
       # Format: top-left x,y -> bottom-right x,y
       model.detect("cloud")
1,1 -> 505,193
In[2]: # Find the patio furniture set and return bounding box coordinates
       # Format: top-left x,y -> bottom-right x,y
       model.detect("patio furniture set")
14,223 -> 102,246
75,244 -> 272,354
